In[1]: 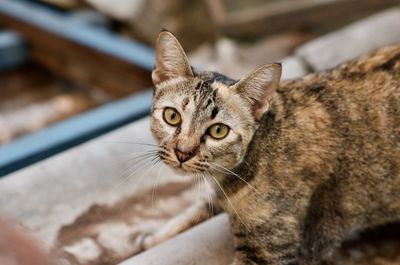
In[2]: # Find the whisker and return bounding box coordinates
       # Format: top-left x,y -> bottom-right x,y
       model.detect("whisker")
117,152 -> 158,180
104,141 -> 160,148
123,149 -> 160,156
152,161 -> 164,213
114,150 -> 160,188
210,162 -> 260,194
117,159 -> 162,214
206,171 -> 249,232
111,158 -> 155,193
150,155 -> 161,163
193,171 -> 204,224
194,171 -> 202,201
201,172 -> 214,218
114,148 -> 160,158
125,151 -> 160,162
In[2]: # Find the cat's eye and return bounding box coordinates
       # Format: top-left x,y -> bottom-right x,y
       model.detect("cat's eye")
163,107 -> 181,126
208,124 -> 229,139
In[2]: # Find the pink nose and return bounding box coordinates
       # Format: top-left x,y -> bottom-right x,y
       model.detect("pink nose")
174,147 -> 195,163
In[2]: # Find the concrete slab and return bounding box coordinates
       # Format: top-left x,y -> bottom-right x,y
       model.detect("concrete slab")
119,214 -> 234,265
0,118 -> 197,264
296,8 -> 400,71
280,56 -> 309,80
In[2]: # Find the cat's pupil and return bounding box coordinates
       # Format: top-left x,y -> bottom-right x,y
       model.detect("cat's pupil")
216,125 -> 221,134
170,112 -> 176,120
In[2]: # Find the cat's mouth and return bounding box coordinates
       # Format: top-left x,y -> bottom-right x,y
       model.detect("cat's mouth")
166,160 -> 208,174
157,145 -> 210,174
159,161 -> 200,176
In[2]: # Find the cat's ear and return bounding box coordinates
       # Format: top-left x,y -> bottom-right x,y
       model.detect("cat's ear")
233,63 -> 282,120
152,31 -> 194,85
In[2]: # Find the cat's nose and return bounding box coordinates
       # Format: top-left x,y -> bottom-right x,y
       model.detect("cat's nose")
174,147 -> 195,163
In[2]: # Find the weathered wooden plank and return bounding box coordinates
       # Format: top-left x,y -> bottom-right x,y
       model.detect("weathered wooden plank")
215,0 -> 399,38
0,0 -> 155,98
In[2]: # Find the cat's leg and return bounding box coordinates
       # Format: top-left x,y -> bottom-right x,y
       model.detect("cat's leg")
228,201 -> 303,265
230,217 -> 302,265
133,200 -> 218,253
300,214 -> 345,265
300,181 -> 400,265
299,181 -> 349,265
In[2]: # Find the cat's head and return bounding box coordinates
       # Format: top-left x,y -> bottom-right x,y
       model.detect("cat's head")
150,31 -> 281,175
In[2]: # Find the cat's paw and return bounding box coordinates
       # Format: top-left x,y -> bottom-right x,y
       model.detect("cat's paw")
131,232 -> 154,255
132,230 -> 169,254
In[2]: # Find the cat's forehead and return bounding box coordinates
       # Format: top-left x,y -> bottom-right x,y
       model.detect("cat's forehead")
154,78 -> 234,125
186,84 -> 235,134
184,80 -> 227,119
154,70 -> 236,99
155,77 -> 225,105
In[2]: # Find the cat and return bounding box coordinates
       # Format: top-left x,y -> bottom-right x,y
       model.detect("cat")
137,30 -> 400,265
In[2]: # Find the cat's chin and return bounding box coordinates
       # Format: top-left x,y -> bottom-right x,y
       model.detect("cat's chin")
162,162 -> 201,177
170,166 -> 195,177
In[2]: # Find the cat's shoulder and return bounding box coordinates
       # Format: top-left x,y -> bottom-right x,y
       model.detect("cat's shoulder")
279,44 -> 400,94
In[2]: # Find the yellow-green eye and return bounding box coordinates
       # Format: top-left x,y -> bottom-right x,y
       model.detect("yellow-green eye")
163,108 -> 181,126
208,123 -> 229,139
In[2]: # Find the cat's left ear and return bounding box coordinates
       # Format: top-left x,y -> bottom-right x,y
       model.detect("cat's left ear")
152,31 -> 194,86
233,63 -> 282,120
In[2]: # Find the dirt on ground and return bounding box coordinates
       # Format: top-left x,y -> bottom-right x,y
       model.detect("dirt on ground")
55,178 -> 400,265
56,181 -> 196,265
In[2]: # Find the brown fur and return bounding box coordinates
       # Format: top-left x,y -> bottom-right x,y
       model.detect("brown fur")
225,45 -> 400,265
149,31 -> 400,265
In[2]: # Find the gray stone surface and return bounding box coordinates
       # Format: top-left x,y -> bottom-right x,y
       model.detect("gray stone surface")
190,36 -> 310,81
280,56 -> 309,80
0,118 -> 194,264
296,8 -> 400,71
119,214 -> 234,265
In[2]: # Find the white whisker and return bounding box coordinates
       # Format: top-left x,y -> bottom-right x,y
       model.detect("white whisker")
206,171 -> 249,232
117,158 -> 162,214
193,171 -> 205,224
201,172 -> 214,218
111,158 -> 155,193
210,162 -> 260,194
115,152 -> 158,183
152,161 -> 164,213
104,141 -> 160,148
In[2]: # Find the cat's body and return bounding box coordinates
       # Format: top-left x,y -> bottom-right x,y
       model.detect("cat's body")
145,31 -> 400,265
225,46 -> 400,264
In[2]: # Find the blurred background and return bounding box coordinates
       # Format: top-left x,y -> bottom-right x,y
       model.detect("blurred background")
0,1 -> 400,265
1,0 -> 399,148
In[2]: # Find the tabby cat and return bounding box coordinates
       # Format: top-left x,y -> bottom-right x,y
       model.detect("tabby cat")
139,31 -> 400,265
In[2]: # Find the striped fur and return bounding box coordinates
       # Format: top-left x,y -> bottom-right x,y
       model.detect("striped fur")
150,31 -> 400,265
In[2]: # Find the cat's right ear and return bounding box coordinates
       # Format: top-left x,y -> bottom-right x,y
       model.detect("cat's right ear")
233,63 -> 282,120
152,31 -> 194,86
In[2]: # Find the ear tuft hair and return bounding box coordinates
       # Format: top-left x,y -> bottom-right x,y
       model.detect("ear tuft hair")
152,31 -> 194,86
234,63 -> 282,120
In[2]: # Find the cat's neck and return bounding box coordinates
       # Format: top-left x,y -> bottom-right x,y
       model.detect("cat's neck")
214,93 -> 283,197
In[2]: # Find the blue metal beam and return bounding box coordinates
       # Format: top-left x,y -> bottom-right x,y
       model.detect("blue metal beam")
0,90 -> 153,177
0,0 -> 155,71
0,0 -> 157,176
0,30 -> 26,70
